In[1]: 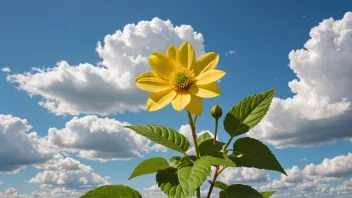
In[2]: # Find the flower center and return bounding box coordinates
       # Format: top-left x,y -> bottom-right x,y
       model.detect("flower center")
176,73 -> 189,85
169,68 -> 194,92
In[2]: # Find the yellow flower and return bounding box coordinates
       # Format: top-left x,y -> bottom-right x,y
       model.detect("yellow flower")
135,42 -> 226,115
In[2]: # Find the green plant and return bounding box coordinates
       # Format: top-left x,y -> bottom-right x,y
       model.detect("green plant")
81,88 -> 286,198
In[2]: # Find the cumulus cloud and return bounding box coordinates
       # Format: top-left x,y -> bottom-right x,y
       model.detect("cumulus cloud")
0,188 -> 30,198
249,11 -> 352,148
282,166 -> 304,183
142,184 -> 167,198
143,184 -> 160,191
303,153 -> 352,179
0,114 -> 53,174
1,67 -> 11,73
7,18 -> 205,116
48,115 -> 164,162
330,178 -> 352,195
142,184 -> 217,198
218,167 -> 269,183
261,175 -> 329,197
0,187 -> 83,198
261,153 -> 352,197
31,188 -> 83,198
29,154 -> 108,189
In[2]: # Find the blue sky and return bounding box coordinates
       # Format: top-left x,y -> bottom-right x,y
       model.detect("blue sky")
1,0 -> 352,197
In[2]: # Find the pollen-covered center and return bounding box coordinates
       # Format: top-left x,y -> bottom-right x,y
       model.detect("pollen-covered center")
169,68 -> 194,92
176,73 -> 189,84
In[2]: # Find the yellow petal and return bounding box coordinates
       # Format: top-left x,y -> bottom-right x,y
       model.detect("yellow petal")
171,93 -> 191,111
192,52 -> 219,76
148,52 -> 176,80
146,89 -> 177,111
195,70 -> 226,85
189,83 -> 220,98
166,45 -> 178,62
136,72 -> 170,92
177,42 -> 195,69
186,95 -> 203,115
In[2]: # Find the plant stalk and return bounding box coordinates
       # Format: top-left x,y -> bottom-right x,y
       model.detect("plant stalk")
213,118 -> 219,145
207,117 -> 221,198
187,111 -> 200,159
224,136 -> 234,150
196,188 -> 201,198
207,165 -> 220,198
186,111 -> 201,198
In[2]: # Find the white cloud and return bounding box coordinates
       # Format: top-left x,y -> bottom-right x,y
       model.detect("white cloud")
143,184 -> 160,191
225,50 -> 236,56
249,11 -> 352,148
0,187 -> 83,198
142,184 -> 167,198
261,153 -> 352,198
7,18 -> 205,116
150,144 -> 168,153
0,181 -> 3,184
0,188 -> 30,198
218,167 -> 269,183
303,153 -> 352,179
30,188 -> 83,198
142,185 -> 217,198
281,166 -> 304,183
1,67 -> 11,73
48,115 -> 160,162
178,124 -> 196,155
330,178 -> 352,195
178,124 -> 197,143
29,154 -> 108,189
0,114 -> 53,174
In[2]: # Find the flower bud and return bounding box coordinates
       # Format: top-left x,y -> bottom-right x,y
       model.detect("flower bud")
210,104 -> 222,119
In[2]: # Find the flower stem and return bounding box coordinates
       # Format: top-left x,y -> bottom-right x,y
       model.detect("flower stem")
207,134 -> 233,197
187,111 -> 201,198
207,117 -> 221,198
224,136 -> 234,150
213,118 -> 219,145
207,165 -> 220,198
196,188 -> 201,198
187,111 -> 200,159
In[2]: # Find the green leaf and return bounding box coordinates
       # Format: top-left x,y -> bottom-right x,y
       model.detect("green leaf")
126,125 -> 190,154
213,181 -> 229,191
224,88 -> 276,137
219,184 -> 262,198
169,156 -> 182,167
260,191 -> 276,198
157,158 -> 212,198
202,155 -> 237,167
156,168 -> 187,198
233,137 -> 287,175
199,139 -> 236,167
129,157 -> 170,180
177,156 -> 197,169
80,185 -> 142,198
228,153 -> 245,166
196,132 -> 213,146
198,139 -> 225,157
178,157 -> 212,197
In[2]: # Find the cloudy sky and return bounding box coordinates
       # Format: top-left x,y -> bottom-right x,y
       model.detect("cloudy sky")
1,0 -> 352,197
